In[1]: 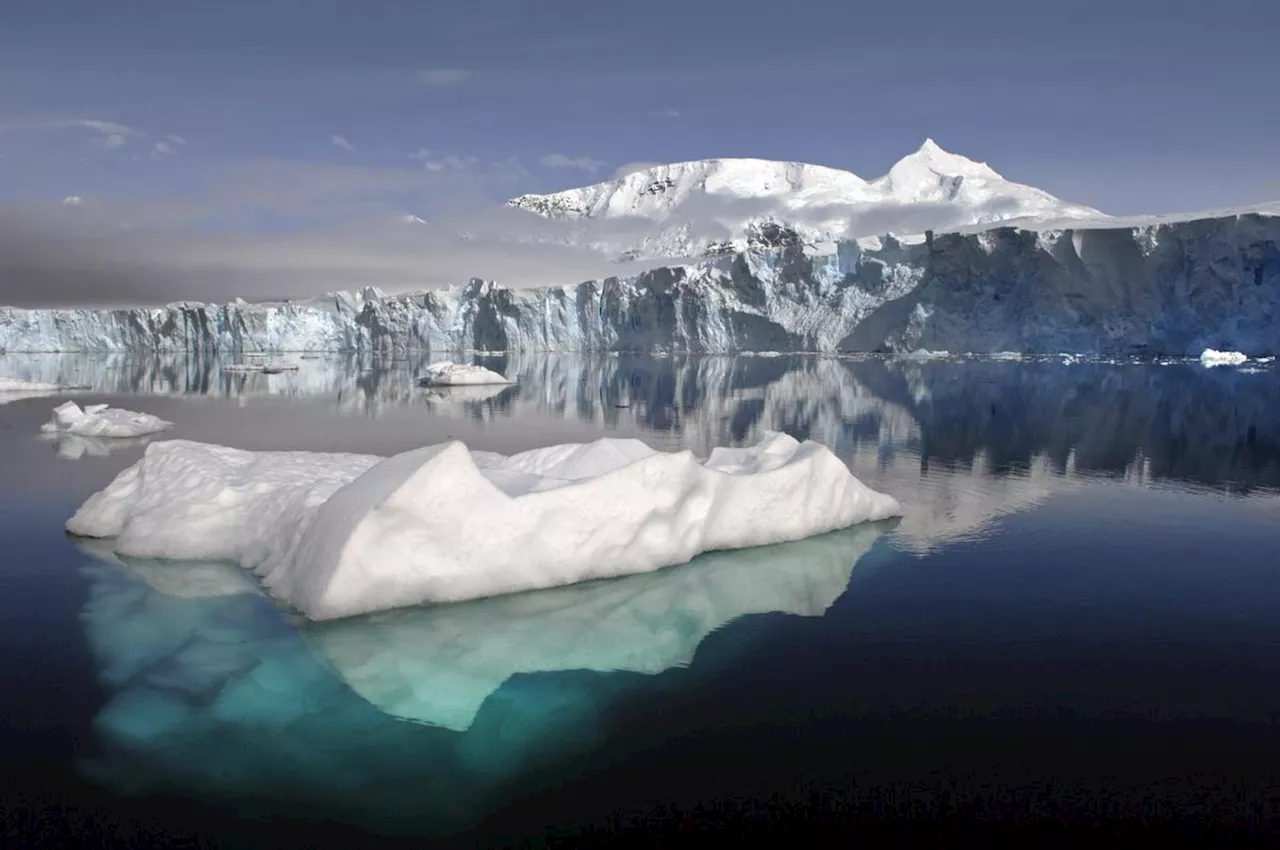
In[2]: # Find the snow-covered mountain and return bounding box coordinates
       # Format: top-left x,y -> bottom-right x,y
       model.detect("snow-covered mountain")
506,139 -> 1104,260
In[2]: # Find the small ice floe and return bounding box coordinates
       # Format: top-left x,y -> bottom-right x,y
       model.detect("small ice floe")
903,349 -> 950,361
40,401 -> 173,439
418,361 -> 511,386
1199,349 -> 1249,367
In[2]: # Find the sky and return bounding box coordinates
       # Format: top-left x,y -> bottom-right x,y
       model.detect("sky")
2,0 -> 1279,306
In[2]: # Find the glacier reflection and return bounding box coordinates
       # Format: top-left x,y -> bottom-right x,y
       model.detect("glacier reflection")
75,524 -> 890,833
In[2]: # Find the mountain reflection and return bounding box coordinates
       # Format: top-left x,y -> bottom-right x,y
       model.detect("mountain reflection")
3,351 -> 1274,495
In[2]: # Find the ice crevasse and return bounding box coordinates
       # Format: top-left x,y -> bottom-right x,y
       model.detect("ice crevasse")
66,433 -> 903,620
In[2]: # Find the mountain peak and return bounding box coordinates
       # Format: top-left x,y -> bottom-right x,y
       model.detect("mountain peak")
506,140 -> 1104,260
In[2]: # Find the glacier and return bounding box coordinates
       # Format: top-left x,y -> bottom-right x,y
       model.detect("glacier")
3,209 -> 1277,357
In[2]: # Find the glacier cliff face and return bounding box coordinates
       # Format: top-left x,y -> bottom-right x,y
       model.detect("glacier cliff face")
2,212 -> 1277,355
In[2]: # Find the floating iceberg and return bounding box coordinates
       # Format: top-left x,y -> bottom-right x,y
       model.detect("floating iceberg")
67,433 -> 902,620
41,401 -> 173,438
1200,349 -> 1249,367
419,360 -> 511,386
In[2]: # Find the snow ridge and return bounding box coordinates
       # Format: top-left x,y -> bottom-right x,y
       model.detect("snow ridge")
507,139 -> 1103,259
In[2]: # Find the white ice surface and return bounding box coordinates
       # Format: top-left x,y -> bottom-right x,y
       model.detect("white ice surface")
40,401 -> 174,438
419,361 -> 511,386
67,433 -> 902,620
1200,348 -> 1249,367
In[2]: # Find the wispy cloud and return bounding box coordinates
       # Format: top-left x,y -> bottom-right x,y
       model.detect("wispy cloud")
331,134 -> 356,153
152,140 -> 177,155
61,195 -> 83,206
410,148 -> 479,172
416,68 -> 470,86
654,108 -> 681,119
539,153 -> 606,172
56,119 -> 145,150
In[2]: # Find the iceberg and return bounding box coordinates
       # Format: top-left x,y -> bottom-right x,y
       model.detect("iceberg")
40,401 -> 174,438
1199,348 -> 1249,367
67,433 -> 902,620
418,360 -> 511,386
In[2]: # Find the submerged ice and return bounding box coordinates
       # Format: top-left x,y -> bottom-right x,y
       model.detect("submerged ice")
67,433 -> 902,619
76,516 -> 889,833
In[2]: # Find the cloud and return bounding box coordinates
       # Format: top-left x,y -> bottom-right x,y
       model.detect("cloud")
539,154 -> 606,173
54,119 -> 146,150
416,68 -> 470,86
166,134 -> 188,145
654,108 -> 681,119
613,161 -> 662,179
61,196 -> 83,206
152,140 -> 178,155
409,148 -> 480,172
331,134 -> 356,153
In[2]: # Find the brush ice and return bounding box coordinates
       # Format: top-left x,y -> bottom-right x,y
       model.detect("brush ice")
67,433 -> 902,620
419,361 -> 511,386
41,401 -> 173,438
1200,349 -> 1249,367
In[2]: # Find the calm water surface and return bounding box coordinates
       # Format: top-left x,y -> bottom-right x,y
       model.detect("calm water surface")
1,353 -> 1278,845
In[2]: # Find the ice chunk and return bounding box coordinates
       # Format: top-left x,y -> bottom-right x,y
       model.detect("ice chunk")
67,433 -> 903,620
308,522 -> 887,731
40,401 -> 173,438
418,361 -> 511,386
1200,348 -> 1249,367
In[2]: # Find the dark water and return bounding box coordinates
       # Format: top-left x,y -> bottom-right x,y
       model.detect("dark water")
2,353 -> 1279,846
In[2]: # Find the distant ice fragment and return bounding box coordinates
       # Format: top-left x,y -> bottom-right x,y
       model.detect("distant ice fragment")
40,401 -> 173,438
1199,349 -> 1249,367
67,433 -> 903,620
418,361 -> 511,386
0,376 -> 73,405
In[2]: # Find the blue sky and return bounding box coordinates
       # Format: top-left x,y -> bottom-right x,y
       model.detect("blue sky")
1,1 -> 1278,306
3,0 -> 1279,214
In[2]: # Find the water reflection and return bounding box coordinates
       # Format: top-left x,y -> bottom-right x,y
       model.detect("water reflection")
3,352 -> 1274,489
74,524 -> 890,835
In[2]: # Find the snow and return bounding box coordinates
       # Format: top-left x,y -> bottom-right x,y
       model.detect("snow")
41,401 -> 173,438
67,433 -> 903,620
418,361 -> 511,386
1200,349 -> 1249,367
507,139 -> 1104,259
